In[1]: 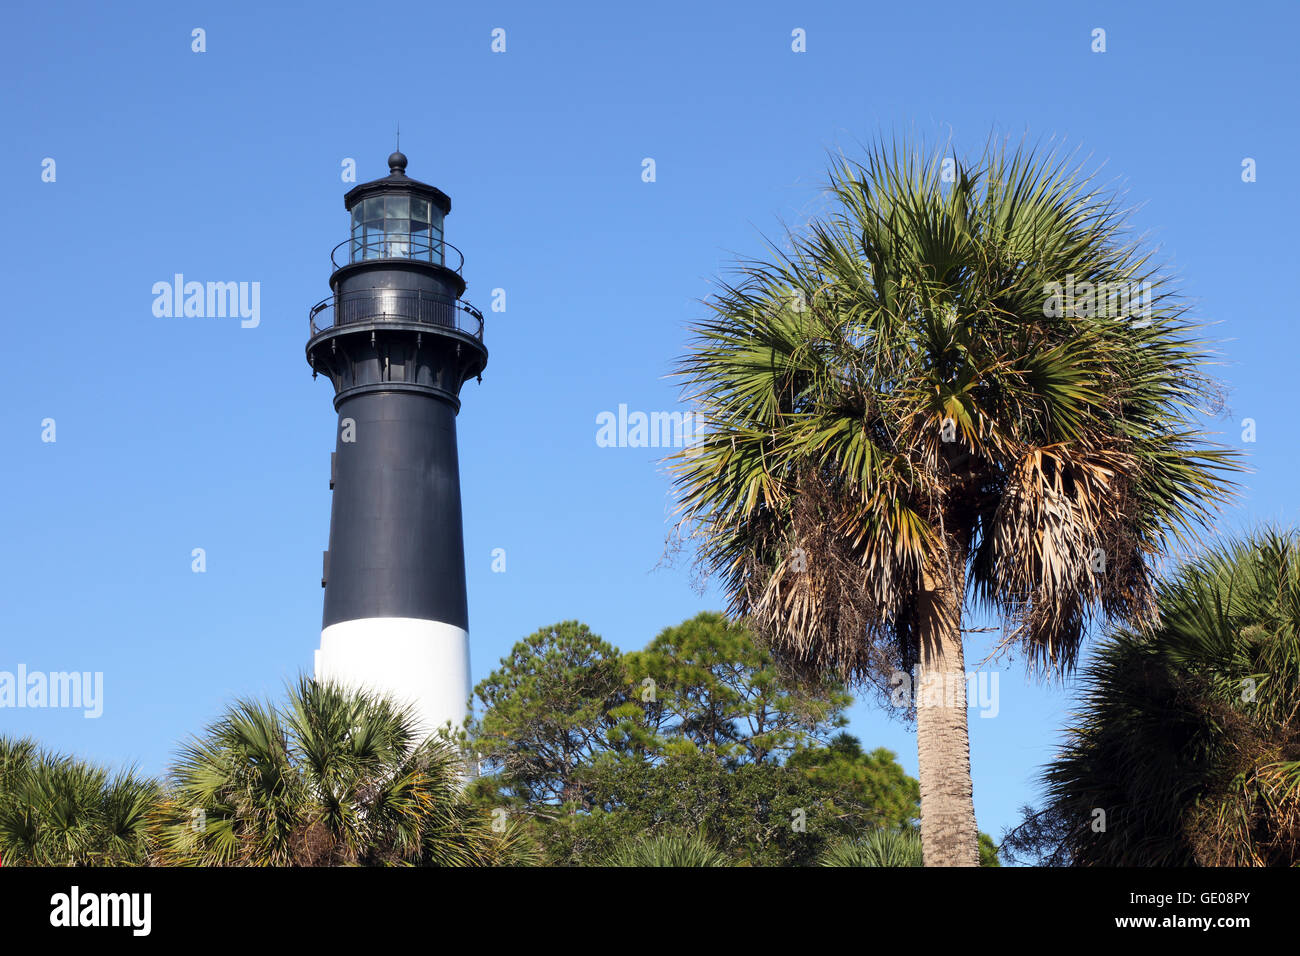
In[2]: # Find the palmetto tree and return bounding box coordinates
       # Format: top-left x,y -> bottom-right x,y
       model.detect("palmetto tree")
819,829 -> 924,867
0,736 -> 158,866
604,831 -> 732,867
672,138 -> 1240,865
1031,530 -> 1300,866
154,677 -> 528,866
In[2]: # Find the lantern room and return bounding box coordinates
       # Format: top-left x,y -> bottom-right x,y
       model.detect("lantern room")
341,150 -> 452,267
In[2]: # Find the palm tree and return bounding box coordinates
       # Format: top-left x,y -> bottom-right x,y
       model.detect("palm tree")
671,138 -> 1240,864
604,831 -> 732,867
153,677 -> 529,866
1027,530 -> 1300,865
0,736 -> 158,866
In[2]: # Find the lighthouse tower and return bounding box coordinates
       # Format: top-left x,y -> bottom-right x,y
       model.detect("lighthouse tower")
307,151 -> 486,735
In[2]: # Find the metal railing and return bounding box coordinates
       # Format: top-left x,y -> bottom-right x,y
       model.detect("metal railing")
330,236 -> 467,274
309,288 -> 485,340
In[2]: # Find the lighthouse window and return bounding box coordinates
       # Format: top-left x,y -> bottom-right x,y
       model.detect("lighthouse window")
386,227 -> 410,258
431,215 -> 444,264
411,198 -> 431,260
350,205 -> 363,260
359,197 -> 385,260
362,197 -> 384,223
384,198 -> 411,257
348,195 -> 445,263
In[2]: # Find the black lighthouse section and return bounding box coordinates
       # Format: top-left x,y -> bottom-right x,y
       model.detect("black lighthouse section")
307,151 -> 488,635
322,390 -> 469,630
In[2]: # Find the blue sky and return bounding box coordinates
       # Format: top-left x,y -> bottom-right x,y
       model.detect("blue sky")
2,0 -> 1296,847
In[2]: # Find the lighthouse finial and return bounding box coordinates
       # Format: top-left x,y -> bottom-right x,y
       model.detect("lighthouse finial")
388,129 -> 408,177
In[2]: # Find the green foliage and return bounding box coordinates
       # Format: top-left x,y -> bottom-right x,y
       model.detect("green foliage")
469,621 -> 633,807
0,736 -> 158,866
604,831 -> 731,868
624,611 -> 851,762
787,732 -> 919,833
468,613 -> 926,866
553,748 -> 836,866
978,831 -> 1001,867
820,829 -> 923,867
1022,530 -> 1300,866
154,677 -> 520,866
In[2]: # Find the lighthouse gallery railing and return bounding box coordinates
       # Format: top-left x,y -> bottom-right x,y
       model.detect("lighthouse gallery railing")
309,288 -> 485,340
330,237 -> 467,274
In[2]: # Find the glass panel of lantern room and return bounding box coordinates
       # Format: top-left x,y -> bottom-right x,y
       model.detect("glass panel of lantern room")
384,195 -> 410,258
430,209 -> 445,265
362,197 -> 384,260
350,205 -> 363,261
385,221 -> 410,258
411,198 -> 431,261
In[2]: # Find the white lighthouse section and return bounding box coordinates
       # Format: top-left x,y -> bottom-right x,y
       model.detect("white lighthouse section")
314,618 -> 471,738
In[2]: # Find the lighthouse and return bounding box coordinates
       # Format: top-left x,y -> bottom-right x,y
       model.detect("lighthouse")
307,151 -> 486,736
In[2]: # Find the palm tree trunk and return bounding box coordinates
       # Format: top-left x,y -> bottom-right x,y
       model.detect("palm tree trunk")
915,560 -> 980,866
